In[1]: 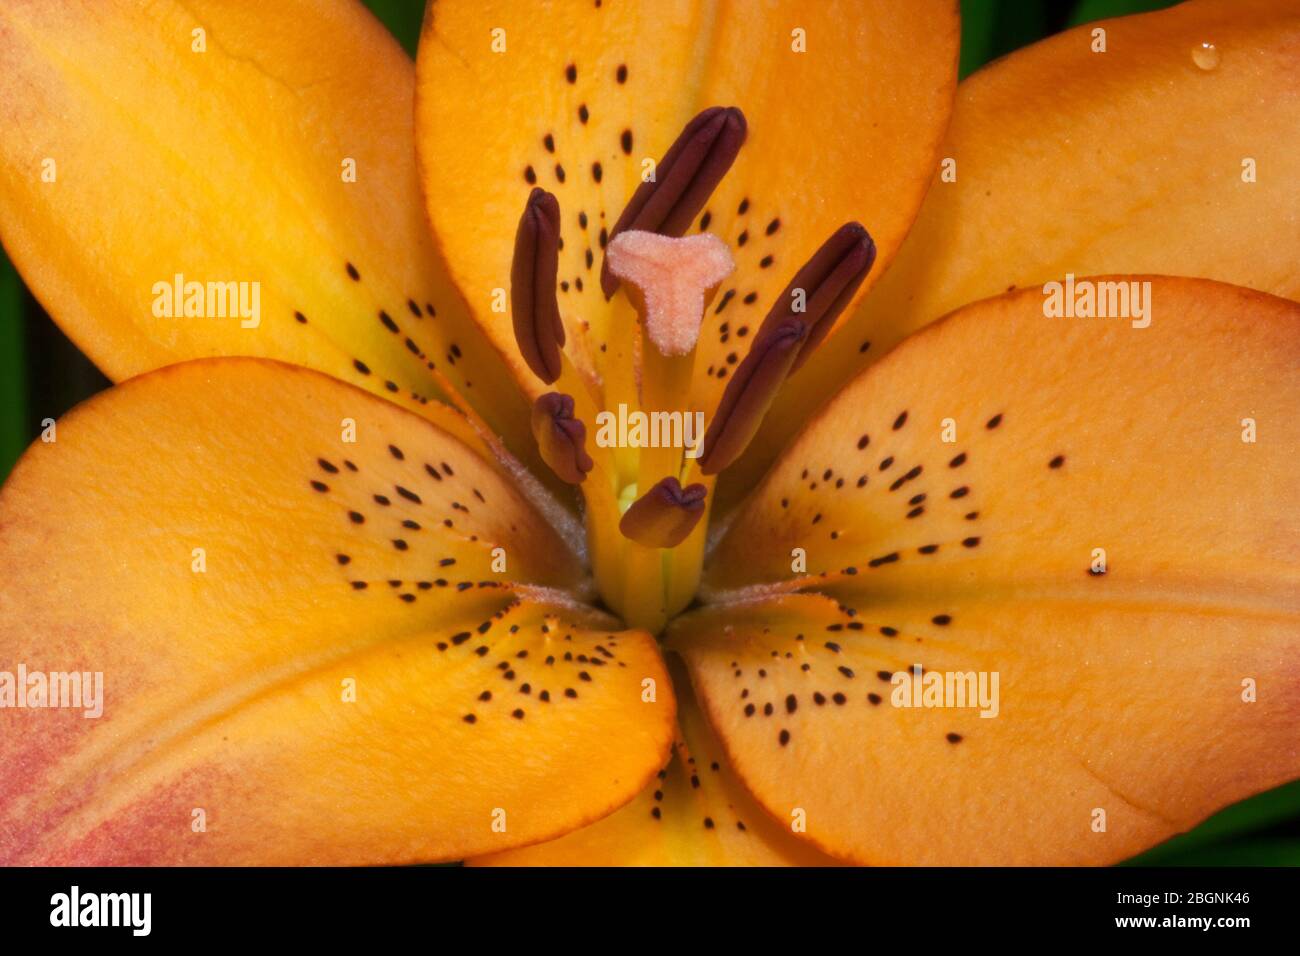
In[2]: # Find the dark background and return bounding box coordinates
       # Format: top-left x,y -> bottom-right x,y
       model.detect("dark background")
1,0 -> 1295,865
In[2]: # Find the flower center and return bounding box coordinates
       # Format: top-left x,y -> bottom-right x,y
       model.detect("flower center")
604,229 -> 735,357
507,107 -> 876,634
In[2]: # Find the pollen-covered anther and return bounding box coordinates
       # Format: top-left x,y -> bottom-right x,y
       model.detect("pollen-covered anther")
530,392 -> 593,484
763,222 -> 877,372
605,230 -> 735,356
619,477 -> 708,549
698,320 -> 807,475
511,187 -> 565,383
601,106 -> 747,298
697,222 -> 877,475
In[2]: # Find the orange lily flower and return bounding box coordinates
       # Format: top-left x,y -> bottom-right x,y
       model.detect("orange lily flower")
0,0 -> 1297,867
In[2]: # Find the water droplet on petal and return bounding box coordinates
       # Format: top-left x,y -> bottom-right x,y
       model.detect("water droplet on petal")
1192,42 -> 1220,71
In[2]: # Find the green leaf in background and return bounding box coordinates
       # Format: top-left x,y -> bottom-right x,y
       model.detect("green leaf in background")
1127,780 -> 1300,865
960,0 -> 1048,78
1069,0 -> 1179,27
959,0 -> 1000,78
363,0 -> 423,57
0,253 -> 26,482
1136,839 -> 1300,867
961,0 -> 1181,79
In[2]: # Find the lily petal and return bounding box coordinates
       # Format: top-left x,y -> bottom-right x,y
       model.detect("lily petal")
680,278 -> 1300,864
473,659 -> 832,866
0,358 -> 674,864
415,0 -> 957,411
727,0 -> 1300,508
0,0 -> 537,473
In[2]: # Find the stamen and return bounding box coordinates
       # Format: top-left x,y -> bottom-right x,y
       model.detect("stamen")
601,106 -> 747,298
697,223 -> 876,475
530,392 -> 593,484
511,187 -> 565,383
698,321 -> 806,475
761,222 -> 876,372
619,477 -> 708,549
605,230 -> 735,356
